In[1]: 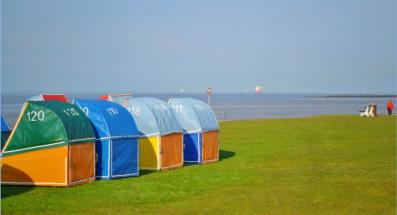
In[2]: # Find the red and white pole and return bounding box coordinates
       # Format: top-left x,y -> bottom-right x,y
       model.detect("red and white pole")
207,87 -> 212,105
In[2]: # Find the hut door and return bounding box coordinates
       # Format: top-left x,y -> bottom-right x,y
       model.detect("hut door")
69,142 -> 95,185
111,139 -> 139,177
202,131 -> 219,163
160,133 -> 183,169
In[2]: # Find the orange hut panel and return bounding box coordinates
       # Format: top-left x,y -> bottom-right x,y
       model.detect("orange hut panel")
202,130 -> 219,164
1,143 -> 95,187
1,146 -> 69,186
68,142 -> 95,186
160,133 -> 183,170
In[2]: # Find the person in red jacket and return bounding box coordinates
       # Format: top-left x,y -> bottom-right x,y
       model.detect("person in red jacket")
387,100 -> 394,116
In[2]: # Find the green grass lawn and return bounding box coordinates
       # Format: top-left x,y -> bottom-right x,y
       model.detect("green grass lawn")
2,115 -> 396,214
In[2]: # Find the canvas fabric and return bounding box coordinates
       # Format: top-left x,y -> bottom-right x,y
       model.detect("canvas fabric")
202,130 -> 219,163
168,98 -> 219,133
160,133 -> 183,170
2,101 -> 95,156
139,136 -> 159,170
73,99 -> 140,179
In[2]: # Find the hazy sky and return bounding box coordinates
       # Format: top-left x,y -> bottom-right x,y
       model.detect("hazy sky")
1,0 -> 396,94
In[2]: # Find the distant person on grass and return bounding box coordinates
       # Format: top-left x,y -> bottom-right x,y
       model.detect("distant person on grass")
386,100 -> 394,116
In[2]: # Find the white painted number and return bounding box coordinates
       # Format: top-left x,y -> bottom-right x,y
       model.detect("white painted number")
81,107 -> 89,116
26,110 -> 45,122
63,108 -> 79,117
37,111 -> 45,121
172,105 -> 183,113
127,106 -> 141,116
107,108 -> 119,116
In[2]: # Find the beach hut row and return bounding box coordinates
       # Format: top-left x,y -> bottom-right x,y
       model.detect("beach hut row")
1,94 -> 219,186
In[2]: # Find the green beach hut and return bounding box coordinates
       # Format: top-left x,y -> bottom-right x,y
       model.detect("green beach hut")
1,101 -> 96,186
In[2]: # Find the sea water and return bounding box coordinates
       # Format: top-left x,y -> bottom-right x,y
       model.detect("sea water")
1,93 -> 395,126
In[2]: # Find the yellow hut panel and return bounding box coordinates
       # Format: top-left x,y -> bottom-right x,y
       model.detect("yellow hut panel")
139,136 -> 160,170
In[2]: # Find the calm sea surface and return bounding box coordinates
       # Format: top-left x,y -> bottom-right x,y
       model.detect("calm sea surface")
1,93 -> 395,126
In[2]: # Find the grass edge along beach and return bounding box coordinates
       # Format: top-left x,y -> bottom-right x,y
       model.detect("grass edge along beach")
2,114 -> 395,214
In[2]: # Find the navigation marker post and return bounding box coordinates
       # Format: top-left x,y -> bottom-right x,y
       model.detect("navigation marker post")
207,87 -> 212,105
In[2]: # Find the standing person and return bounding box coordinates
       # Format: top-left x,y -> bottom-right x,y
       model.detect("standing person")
386,100 -> 394,116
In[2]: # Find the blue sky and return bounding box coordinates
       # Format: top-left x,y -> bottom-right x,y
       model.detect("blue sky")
1,0 -> 396,94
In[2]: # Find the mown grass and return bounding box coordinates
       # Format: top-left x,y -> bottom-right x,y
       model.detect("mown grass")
1,115 -> 396,214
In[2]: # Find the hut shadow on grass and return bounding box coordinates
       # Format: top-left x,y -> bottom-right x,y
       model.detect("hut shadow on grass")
140,150 -> 236,175
1,165 -> 35,199
219,150 -> 235,161
183,162 -> 197,167
2,185 -> 34,199
139,169 -> 157,176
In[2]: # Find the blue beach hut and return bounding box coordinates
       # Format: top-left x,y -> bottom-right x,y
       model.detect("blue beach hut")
168,98 -> 219,164
1,114 -> 11,150
73,99 -> 140,179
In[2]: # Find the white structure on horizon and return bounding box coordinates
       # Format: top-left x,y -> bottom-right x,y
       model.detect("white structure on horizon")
255,85 -> 263,94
